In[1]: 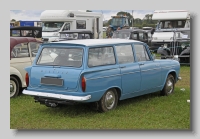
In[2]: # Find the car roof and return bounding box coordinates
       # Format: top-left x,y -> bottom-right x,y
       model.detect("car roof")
59,30 -> 93,34
10,37 -> 42,59
114,29 -> 133,33
10,26 -> 42,30
131,29 -> 150,33
49,39 -> 141,46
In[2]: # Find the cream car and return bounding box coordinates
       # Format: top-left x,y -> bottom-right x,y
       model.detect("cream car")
10,37 -> 42,98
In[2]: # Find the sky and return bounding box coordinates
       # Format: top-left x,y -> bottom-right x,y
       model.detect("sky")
10,10 -> 155,21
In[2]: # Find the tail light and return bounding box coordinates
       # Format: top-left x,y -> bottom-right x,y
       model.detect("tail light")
25,72 -> 29,87
81,76 -> 86,92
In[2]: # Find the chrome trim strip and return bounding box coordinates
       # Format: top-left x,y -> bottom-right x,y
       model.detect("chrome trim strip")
141,68 -> 161,72
87,74 -> 121,80
23,90 -> 91,101
87,71 -> 141,80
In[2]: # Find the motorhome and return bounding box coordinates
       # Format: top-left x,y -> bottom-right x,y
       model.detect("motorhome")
40,10 -> 103,42
151,10 -> 190,52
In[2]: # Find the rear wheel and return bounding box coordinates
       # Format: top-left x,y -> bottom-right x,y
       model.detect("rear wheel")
161,74 -> 175,96
10,76 -> 20,98
98,89 -> 118,112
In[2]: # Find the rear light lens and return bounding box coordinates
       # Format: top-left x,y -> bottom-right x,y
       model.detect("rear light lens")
25,73 -> 29,87
81,76 -> 86,92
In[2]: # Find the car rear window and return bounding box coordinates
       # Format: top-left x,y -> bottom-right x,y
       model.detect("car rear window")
37,47 -> 83,68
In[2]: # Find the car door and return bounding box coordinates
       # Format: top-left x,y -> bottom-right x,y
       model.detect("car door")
115,44 -> 141,94
133,44 -> 161,91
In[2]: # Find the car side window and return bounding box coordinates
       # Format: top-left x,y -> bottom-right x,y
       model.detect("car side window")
139,32 -> 143,40
115,45 -> 134,64
88,46 -> 115,67
11,43 -> 30,58
62,23 -> 70,31
134,44 -> 150,62
30,42 -> 41,57
133,33 -> 137,39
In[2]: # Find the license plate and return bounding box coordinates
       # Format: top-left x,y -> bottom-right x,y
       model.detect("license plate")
40,77 -> 63,86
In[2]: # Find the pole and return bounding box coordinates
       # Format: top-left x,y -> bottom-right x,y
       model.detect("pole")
132,10 -> 134,27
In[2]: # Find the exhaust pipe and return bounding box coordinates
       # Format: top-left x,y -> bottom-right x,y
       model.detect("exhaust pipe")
45,102 -> 58,108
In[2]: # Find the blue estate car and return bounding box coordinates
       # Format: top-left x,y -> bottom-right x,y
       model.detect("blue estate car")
23,39 -> 181,112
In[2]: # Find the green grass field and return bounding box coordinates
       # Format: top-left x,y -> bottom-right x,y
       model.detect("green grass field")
10,66 -> 190,129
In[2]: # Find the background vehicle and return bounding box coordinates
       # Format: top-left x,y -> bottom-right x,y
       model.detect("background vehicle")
112,29 -> 132,39
40,10 -> 103,42
10,37 -> 42,98
48,30 -> 93,42
110,15 -> 130,31
14,21 -> 42,27
157,36 -> 190,65
151,10 -> 190,52
10,26 -> 42,41
129,29 -> 152,47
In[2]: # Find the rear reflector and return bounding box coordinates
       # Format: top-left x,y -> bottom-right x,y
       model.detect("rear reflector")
81,77 -> 86,92
25,73 -> 29,87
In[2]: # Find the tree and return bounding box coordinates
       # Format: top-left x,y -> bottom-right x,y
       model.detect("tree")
10,19 -> 16,22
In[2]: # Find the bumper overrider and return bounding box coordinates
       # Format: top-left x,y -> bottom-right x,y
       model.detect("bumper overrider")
22,90 -> 91,101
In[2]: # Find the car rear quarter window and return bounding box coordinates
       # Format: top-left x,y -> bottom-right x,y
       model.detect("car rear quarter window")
115,45 -> 134,64
11,43 -> 30,58
134,44 -> 150,61
88,46 -> 115,67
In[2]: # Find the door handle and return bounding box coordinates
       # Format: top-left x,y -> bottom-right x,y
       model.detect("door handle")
120,66 -> 126,68
139,63 -> 144,66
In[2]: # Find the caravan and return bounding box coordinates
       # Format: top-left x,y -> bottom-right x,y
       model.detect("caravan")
151,10 -> 190,52
40,10 -> 103,42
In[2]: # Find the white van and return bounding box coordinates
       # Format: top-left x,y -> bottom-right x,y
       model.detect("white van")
40,10 -> 104,42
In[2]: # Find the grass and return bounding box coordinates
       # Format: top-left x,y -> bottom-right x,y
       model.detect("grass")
103,31 -> 106,38
10,66 -> 190,130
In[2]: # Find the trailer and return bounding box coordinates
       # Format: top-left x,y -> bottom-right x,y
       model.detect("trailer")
151,10 -> 190,52
40,10 -> 103,42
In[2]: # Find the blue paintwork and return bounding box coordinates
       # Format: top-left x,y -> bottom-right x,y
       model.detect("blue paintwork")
24,40 -> 180,103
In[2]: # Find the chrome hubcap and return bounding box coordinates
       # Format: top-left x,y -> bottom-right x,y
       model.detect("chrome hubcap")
10,80 -> 16,97
166,79 -> 173,94
105,91 -> 115,109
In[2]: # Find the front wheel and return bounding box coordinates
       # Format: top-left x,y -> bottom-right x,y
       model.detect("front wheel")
161,74 -> 175,96
98,89 -> 118,112
10,76 -> 20,98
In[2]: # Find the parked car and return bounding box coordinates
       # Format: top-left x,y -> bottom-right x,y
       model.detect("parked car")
10,26 -> 42,41
157,38 -> 190,64
22,39 -> 181,112
46,30 -> 94,43
129,29 -> 153,48
10,37 -> 42,98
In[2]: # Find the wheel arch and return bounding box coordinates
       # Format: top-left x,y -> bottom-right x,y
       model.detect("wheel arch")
161,70 -> 177,90
105,86 -> 122,100
10,67 -> 23,88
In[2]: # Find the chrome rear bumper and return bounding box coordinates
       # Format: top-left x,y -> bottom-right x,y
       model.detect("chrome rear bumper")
23,90 -> 91,101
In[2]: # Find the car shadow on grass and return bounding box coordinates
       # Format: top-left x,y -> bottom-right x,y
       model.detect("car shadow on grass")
36,91 -> 163,116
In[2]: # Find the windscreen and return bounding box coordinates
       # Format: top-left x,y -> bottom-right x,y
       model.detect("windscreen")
42,22 -> 64,32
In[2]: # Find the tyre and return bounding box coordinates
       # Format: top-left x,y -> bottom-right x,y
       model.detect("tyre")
161,74 -> 175,96
10,76 -> 20,98
98,89 -> 118,112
